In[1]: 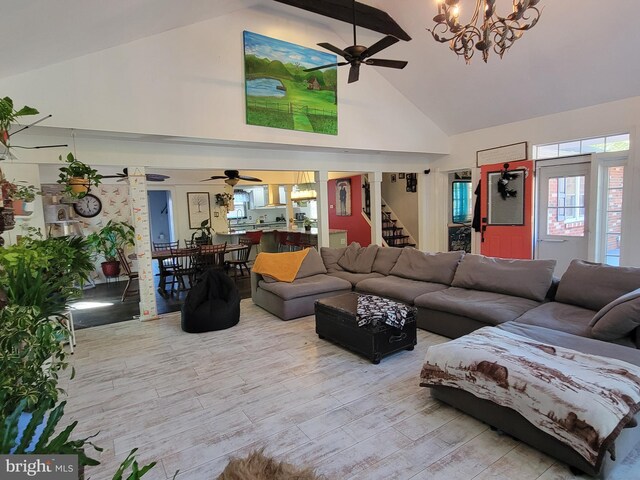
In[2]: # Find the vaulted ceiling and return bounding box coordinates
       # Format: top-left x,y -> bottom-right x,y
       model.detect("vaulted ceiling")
2,0 -> 639,135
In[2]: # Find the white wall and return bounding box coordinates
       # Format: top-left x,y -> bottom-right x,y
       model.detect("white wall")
429,97 -> 640,265
0,6 -> 448,155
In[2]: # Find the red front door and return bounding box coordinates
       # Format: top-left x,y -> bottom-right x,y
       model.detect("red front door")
480,160 -> 534,259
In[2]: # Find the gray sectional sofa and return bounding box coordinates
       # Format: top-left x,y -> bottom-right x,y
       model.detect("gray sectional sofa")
251,243 -> 640,477
252,243 -> 640,348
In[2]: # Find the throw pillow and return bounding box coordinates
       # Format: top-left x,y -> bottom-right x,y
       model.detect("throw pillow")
590,288 -> 640,341
556,259 -> 640,311
320,246 -> 346,272
337,242 -> 379,273
389,248 -> 463,285
372,246 -> 403,275
296,247 -> 328,279
451,254 -> 556,302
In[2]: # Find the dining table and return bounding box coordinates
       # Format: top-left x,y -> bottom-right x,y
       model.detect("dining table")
152,243 -> 248,297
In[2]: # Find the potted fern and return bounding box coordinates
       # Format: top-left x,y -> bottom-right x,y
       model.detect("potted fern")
87,220 -> 135,277
57,152 -> 102,198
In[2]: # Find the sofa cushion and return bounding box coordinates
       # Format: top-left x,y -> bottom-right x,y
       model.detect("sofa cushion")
555,260 -> 640,311
372,247 -> 403,275
258,274 -> 351,301
451,254 -> 555,302
295,248 -> 327,279
513,302 -> 596,338
320,247 -> 346,273
328,270 -> 384,287
415,287 -> 541,325
589,288 -> 640,341
356,275 -> 448,304
337,243 -> 379,273
389,249 -> 463,285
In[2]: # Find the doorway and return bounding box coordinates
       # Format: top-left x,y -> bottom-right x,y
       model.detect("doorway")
147,190 -> 175,244
480,160 -> 534,259
536,160 -> 590,275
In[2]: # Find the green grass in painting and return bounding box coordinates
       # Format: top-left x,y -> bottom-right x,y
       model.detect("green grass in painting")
247,108 -> 294,130
307,114 -> 337,135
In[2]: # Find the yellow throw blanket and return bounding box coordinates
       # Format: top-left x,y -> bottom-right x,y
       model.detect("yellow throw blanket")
252,249 -> 310,283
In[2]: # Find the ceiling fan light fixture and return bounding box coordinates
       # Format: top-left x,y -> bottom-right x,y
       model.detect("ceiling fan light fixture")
225,178 -> 240,187
428,0 -> 543,63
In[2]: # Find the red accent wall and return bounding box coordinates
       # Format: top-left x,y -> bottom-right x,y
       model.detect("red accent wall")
328,175 -> 371,246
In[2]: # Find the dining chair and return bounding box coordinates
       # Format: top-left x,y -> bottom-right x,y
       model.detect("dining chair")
242,230 -> 263,254
153,241 -> 180,296
275,230 -> 290,252
286,232 -> 302,251
225,238 -> 252,279
170,246 -> 200,293
117,248 -> 139,302
196,242 -> 227,276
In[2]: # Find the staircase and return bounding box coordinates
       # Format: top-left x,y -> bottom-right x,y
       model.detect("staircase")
361,177 -> 416,247
381,205 -> 416,248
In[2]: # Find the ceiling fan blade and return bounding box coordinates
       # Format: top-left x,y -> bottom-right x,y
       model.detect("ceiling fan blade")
362,35 -> 399,59
365,58 -> 408,69
101,174 -> 126,179
237,175 -> 263,182
207,175 -> 228,180
304,62 -> 347,72
12,144 -> 68,150
348,64 -> 360,83
200,178 -> 219,182
317,42 -> 350,58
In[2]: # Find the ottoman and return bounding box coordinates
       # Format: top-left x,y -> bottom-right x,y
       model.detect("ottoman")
315,292 -> 417,364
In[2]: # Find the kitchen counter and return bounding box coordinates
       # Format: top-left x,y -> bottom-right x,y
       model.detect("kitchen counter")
215,228 -> 347,251
217,227 -> 345,236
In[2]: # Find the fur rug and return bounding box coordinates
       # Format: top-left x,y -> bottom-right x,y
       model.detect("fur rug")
217,451 -> 324,480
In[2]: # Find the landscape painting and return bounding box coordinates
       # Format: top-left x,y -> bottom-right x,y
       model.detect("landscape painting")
243,31 -> 338,135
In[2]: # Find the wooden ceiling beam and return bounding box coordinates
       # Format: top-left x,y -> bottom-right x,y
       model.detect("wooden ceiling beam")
273,0 -> 412,42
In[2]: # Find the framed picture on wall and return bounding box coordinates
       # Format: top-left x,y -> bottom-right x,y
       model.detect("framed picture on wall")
187,192 -> 211,228
335,178 -> 351,216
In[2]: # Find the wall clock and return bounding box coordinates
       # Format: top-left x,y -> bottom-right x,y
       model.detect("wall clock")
73,193 -> 102,218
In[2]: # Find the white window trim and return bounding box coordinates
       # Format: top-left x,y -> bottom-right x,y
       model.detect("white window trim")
595,154 -> 628,264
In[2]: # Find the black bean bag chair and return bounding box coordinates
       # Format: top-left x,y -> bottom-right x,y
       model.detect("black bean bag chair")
181,269 -> 240,333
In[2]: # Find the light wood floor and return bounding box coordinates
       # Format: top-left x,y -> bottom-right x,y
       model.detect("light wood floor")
62,300 -> 640,480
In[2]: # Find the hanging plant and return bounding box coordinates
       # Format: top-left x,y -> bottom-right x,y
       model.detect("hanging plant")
57,152 -> 102,198
0,96 -> 39,150
215,192 -> 234,207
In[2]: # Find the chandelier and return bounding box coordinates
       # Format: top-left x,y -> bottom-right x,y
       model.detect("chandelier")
291,171 -> 317,201
428,0 -> 542,63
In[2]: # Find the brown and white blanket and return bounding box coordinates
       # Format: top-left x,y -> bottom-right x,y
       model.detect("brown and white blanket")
420,327 -> 640,469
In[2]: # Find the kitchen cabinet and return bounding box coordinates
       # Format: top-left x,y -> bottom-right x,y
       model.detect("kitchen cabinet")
249,186 -> 268,208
